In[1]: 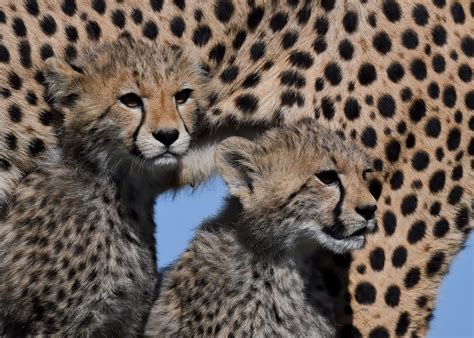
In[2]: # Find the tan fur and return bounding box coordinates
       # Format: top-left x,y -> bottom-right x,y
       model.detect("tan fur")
146,120 -> 376,337
0,38 -> 210,336
0,0 -> 472,336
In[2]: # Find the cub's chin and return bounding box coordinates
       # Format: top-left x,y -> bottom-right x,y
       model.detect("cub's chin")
151,152 -> 180,167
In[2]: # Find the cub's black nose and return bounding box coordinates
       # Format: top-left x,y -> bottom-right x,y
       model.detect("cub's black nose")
153,129 -> 179,147
356,204 -> 377,220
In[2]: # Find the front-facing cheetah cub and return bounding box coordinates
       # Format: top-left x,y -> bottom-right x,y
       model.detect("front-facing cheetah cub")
0,37 -> 208,336
146,120 -> 377,337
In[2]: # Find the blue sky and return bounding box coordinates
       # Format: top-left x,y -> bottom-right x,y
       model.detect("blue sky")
155,176 -> 473,337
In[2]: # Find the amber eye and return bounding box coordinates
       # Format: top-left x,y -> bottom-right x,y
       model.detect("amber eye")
119,93 -> 143,109
315,170 -> 339,185
175,88 -> 193,105
362,168 -> 373,181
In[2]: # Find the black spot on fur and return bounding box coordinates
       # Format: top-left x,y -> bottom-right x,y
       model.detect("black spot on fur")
354,282 -> 376,304
92,0 -> 106,14
40,15 -> 57,35
409,99 -> 426,122
411,151 -> 430,171
112,10 -> 126,29
382,211 -> 397,236
150,0 -> 163,12
395,312 -> 411,336
385,139 -> 401,162
250,42 -> 266,61
242,73 -> 260,88
18,40 -> 32,68
40,44 -> 54,60
247,7 -> 264,30
370,247 -> 385,271
385,285 -> 400,307
289,51 -> 314,69
451,2 -> 465,23
401,194 -> 417,215
86,21 -> 101,40
321,97 -> 335,120
324,63 -> 342,85
232,30 -> 246,49
12,17 -> 27,37
432,25 -> 447,46
170,16 -> 185,37
215,0 -> 234,23
0,158 -> 11,171
8,104 -> 23,123
143,21 -> 158,40
193,25 -> 212,46
461,36 -> 474,57
426,251 -> 445,277
412,4 -> 429,26
209,43 -> 226,63
235,94 -> 258,114
28,138 -> 45,156
358,64 -> 377,85
220,66 -> 239,83
280,90 -> 304,107
377,95 -> 396,118
279,31 -> 297,50
407,221 -> 426,244
131,9 -> 143,24
270,12 -> 288,32
454,207 -> 469,231
383,0 -> 401,22
448,186 -> 464,205
25,0 -> 40,16
62,0 -> 77,16
280,70 -> 305,88
338,39 -> 354,60
404,267 -> 421,288
65,26 -> 79,42
392,246 -> 407,268
361,127 -> 377,148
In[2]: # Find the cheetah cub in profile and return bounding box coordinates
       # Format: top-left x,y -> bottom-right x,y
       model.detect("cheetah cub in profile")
0,37 -> 208,336
146,120 -> 377,337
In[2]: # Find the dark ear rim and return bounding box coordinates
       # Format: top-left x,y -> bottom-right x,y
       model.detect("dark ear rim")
215,137 -> 258,193
221,150 -> 255,191
44,57 -> 84,108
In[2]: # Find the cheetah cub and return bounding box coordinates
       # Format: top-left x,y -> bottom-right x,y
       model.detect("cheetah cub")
0,37 -> 208,336
146,120 -> 377,337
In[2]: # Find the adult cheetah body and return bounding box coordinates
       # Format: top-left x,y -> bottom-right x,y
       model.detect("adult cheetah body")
0,0 -> 472,337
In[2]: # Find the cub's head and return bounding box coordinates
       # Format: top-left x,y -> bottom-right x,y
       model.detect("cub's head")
215,120 -> 377,254
44,37 -> 207,172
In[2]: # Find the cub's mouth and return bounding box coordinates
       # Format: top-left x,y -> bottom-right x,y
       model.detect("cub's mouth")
151,151 -> 179,160
309,219 -> 376,254
131,146 -> 186,167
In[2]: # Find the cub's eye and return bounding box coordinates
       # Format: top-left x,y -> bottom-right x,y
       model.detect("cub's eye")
175,88 -> 193,105
119,93 -> 143,108
362,168 -> 373,181
315,170 -> 339,185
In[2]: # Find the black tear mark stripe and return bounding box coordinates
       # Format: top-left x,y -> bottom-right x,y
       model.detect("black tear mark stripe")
176,104 -> 190,135
322,177 -> 347,239
132,105 -> 147,157
333,177 -> 345,218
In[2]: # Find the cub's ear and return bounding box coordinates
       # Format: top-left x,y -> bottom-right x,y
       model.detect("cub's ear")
215,137 -> 259,197
44,57 -> 84,108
